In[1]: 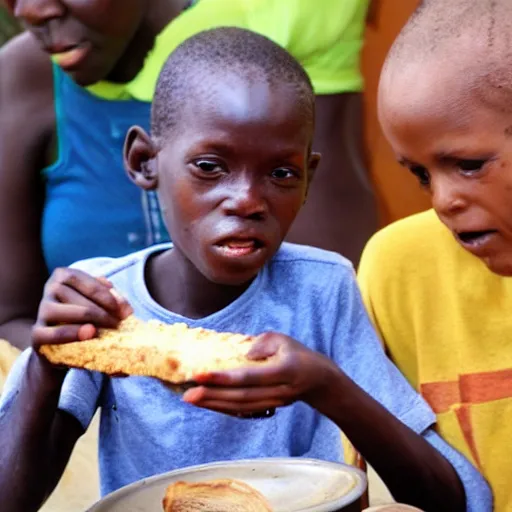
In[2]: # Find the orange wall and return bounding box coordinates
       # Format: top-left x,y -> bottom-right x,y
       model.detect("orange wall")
362,0 -> 430,226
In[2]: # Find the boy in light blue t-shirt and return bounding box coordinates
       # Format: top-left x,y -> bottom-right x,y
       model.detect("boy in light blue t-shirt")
0,28 -> 491,512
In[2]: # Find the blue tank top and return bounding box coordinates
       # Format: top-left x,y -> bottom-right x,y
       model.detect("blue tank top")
41,65 -> 170,272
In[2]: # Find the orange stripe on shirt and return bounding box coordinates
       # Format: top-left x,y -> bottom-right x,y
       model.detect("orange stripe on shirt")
420,381 -> 461,414
454,404 -> 482,469
421,368 -> 512,413
459,368 -> 512,404
421,369 -> 512,469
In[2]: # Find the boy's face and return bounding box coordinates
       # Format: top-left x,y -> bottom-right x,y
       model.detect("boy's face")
151,77 -> 317,286
379,59 -> 512,276
7,0 -> 146,85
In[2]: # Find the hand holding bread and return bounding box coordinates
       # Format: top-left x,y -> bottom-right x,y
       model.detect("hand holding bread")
32,268 -> 132,352
34,268 -> 274,386
33,267 -> 339,422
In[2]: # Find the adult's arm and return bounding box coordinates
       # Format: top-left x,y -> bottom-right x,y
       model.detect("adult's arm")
286,94 -> 378,264
0,32 -> 54,349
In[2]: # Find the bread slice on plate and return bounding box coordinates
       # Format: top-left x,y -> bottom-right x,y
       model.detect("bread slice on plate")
162,479 -> 273,511
39,316 -> 270,384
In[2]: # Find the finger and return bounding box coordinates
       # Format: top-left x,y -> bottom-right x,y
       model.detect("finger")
96,277 -> 113,288
33,324 -> 96,346
78,324 -> 97,340
247,333 -> 280,361
194,364 -> 287,387
182,385 -> 294,404
108,287 -> 133,319
47,268 -> 125,315
39,301 -> 121,329
95,277 -> 133,316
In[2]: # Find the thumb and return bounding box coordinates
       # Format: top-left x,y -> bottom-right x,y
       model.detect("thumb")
247,333 -> 280,361
109,287 -> 133,319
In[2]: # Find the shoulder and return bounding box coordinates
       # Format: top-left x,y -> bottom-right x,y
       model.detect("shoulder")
269,243 -> 357,295
69,244 -> 172,279
359,210 -> 456,278
357,210 -> 484,330
366,209 -> 450,249
0,32 -> 53,102
245,0 -> 367,38
0,32 -> 54,138
272,242 -> 354,271
245,0 -> 368,93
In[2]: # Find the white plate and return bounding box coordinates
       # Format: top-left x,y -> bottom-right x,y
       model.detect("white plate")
86,458 -> 367,512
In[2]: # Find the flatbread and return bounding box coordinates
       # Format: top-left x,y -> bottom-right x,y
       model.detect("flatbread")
162,479 -> 273,512
39,316 -> 269,384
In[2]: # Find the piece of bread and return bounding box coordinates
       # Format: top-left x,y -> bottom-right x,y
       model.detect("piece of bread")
39,316 -> 270,384
162,479 -> 273,512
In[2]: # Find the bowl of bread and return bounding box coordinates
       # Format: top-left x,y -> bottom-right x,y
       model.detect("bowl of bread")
86,458 -> 367,512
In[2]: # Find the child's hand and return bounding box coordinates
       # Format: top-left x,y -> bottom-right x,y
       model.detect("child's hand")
182,332 -> 340,417
32,268 -> 133,350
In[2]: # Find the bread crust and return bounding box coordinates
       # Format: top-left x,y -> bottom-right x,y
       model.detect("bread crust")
162,479 -> 273,511
39,316 -> 269,384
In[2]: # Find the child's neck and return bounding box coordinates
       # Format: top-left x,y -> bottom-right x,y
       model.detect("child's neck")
145,248 -> 254,320
105,0 -> 192,84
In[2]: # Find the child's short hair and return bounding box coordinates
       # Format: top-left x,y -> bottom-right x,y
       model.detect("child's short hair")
385,0 -> 512,114
151,27 -> 315,142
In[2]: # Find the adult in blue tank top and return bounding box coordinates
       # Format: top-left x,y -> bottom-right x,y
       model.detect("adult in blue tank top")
0,0 -> 376,350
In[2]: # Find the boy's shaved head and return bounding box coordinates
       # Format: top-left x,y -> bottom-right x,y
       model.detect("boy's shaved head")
384,0 -> 512,113
391,0 -> 512,53
151,27 -> 315,144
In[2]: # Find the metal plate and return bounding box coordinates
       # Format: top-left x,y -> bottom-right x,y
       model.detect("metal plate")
364,507 -> 424,511
86,458 -> 367,512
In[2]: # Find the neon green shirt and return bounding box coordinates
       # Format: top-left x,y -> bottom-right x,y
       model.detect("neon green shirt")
87,0 -> 368,101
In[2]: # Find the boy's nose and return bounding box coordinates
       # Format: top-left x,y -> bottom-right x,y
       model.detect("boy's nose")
431,177 -> 467,218
222,182 -> 268,220
13,0 -> 65,26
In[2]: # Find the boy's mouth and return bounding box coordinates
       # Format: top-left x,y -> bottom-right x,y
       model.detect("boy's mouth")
214,238 -> 264,258
455,229 -> 498,249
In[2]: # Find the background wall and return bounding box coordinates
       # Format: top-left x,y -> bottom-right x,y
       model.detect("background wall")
0,5 -> 18,46
362,0 -> 429,227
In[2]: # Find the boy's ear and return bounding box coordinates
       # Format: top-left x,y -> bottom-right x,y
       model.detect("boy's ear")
124,126 -> 158,191
305,151 -> 321,198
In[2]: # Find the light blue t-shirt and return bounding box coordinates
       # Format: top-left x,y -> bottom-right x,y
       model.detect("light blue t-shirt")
0,243 -> 491,509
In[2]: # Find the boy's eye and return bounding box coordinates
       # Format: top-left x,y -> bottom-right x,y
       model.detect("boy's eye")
456,159 -> 486,173
410,165 -> 430,187
271,168 -> 296,180
194,160 -> 223,173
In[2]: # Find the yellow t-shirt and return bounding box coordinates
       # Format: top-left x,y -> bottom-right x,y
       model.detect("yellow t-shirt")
86,0 -> 368,101
358,209 -> 512,511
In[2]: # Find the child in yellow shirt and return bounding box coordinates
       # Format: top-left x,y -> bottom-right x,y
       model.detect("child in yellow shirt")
359,1 -> 512,509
